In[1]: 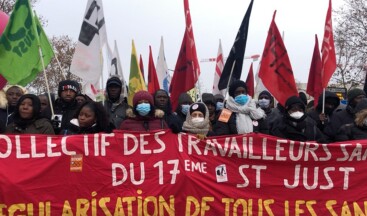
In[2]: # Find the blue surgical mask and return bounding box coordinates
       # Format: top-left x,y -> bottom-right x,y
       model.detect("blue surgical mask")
216,102 -> 224,111
136,103 -> 151,116
258,99 -> 270,109
181,104 -> 190,115
234,94 -> 249,105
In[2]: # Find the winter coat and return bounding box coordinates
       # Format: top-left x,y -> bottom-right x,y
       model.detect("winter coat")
119,108 -> 168,132
0,106 -> 15,133
323,105 -> 355,141
307,91 -> 340,131
214,110 -> 268,135
335,123 -> 367,141
270,115 -> 326,142
335,109 -> 367,141
104,98 -> 130,129
5,118 -> 55,135
53,98 -> 79,134
61,119 -> 112,135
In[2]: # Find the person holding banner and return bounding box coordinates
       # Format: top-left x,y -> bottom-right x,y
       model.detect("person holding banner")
61,101 -> 111,135
5,94 -> 54,135
0,85 -> 26,133
270,96 -> 326,142
119,90 -> 168,131
335,98 -> 367,141
214,80 -> 266,135
182,102 -> 214,139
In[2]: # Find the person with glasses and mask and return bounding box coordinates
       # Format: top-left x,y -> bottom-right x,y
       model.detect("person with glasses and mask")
119,90 -> 168,131
271,96 -> 326,142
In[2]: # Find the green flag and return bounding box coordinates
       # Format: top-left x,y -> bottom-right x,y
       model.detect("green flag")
128,40 -> 146,106
0,0 -> 54,86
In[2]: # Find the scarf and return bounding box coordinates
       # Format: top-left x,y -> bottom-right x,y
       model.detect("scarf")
182,106 -> 210,135
226,96 -> 265,134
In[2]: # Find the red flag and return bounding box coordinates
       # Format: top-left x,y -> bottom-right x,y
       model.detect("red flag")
306,35 -> 323,107
139,54 -> 145,82
321,0 -> 337,88
147,46 -> 160,94
258,11 -> 298,106
246,63 -> 254,97
169,0 -> 200,109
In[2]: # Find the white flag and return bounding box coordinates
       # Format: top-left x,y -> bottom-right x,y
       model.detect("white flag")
156,36 -> 171,93
108,40 -> 128,98
212,39 -> 225,96
254,60 -> 268,98
70,0 -> 108,99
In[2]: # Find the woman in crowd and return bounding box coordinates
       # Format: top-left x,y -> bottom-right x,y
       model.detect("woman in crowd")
182,102 -> 214,139
5,94 -> 54,135
214,80 -> 266,135
120,90 -> 168,131
61,101 -> 111,135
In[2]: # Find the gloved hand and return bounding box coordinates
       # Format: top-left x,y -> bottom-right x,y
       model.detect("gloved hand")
51,117 -> 61,131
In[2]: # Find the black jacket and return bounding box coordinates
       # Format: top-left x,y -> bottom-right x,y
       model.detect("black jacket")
53,98 -> 79,134
271,115 -> 326,142
323,105 -> 355,141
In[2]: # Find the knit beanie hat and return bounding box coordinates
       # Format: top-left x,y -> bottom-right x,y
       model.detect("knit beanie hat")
285,96 -> 305,111
106,76 -> 122,87
347,88 -> 366,103
214,94 -> 224,102
133,90 -> 154,107
189,102 -> 207,116
58,80 -> 80,97
178,93 -> 193,105
201,93 -> 215,106
228,80 -> 247,98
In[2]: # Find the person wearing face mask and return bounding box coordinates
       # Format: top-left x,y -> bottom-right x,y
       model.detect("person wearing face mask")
182,102 -> 214,139
307,91 -> 340,132
174,92 -> 194,129
0,85 -> 26,133
5,94 -> 54,135
270,96 -> 326,142
214,80 -> 266,135
119,90 -> 168,131
257,90 -> 276,133
214,94 -> 225,112
335,98 -> 367,141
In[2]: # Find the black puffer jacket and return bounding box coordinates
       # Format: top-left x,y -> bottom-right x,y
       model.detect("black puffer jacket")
271,114 -> 326,142
308,91 -> 340,131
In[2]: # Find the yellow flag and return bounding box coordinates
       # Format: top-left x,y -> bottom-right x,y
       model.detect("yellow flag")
128,40 -> 146,106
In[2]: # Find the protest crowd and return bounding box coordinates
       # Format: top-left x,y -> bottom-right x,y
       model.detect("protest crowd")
1,79 -> 366,144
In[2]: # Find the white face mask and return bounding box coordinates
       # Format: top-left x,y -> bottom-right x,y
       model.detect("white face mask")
192,117 -> 205,123
289,111 -> 304,120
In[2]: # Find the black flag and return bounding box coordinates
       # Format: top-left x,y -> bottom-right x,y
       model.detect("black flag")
218,0 -> 254,90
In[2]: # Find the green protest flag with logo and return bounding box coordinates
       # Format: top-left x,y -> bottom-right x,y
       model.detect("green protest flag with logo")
0,0 -> 54,86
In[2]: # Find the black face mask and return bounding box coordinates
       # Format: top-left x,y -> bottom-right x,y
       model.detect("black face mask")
324,107 -> 335,115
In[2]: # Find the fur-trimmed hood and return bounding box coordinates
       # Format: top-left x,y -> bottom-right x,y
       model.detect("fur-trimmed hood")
0,85 -> 27,109
126,108 -> 165,119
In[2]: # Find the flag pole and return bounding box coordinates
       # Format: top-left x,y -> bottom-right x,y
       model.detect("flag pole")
33,11 -> 55,118
224,60 -> 236,98
54,52 -> 67,80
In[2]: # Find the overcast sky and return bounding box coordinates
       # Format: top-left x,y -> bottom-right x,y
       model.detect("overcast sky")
35,0 -> 344,93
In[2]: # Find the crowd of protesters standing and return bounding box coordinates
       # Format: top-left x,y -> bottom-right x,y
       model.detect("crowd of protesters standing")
1,77 -> 366,143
